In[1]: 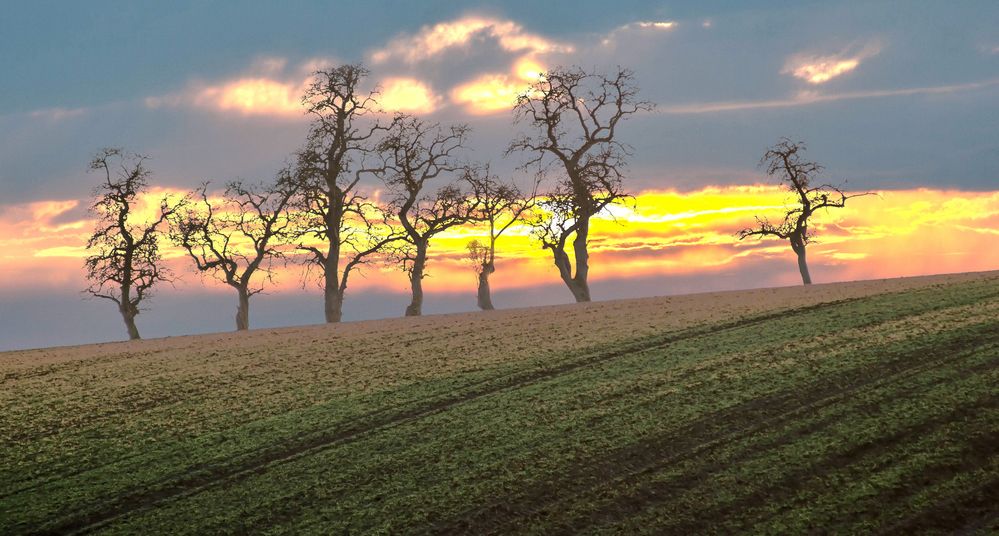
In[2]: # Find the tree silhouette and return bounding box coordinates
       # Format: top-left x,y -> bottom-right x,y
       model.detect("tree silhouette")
171,172 -> 299,330
374,115 -> 477,317
508,66 -> 652,302
84,148 -> 182,340
465,167 -> 537,310
739,138 -> 875,285
293,63 -> 400,323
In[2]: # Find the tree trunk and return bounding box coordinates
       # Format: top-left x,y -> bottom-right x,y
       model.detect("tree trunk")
324,265 -> 343,323
477,262 -> 495,311
405,241 -> 427,317
119,305 -> 140,340
235,287 -> 250,330
551,245 -> 591,303
567,278 -> 591,302
790,237 -> 812,285
570,216 -> 591,302
796,247 -> 812,285
325,288 -> 344,323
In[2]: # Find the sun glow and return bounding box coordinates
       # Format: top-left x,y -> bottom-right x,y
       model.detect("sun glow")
783,43 -> 881,85
2,186 -> 997,294
380,78 -> 441,113
370,16 -> 572,64
451,57 -> 547,114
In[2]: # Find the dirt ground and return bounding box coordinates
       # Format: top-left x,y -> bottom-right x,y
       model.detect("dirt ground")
4,270 -> 996,373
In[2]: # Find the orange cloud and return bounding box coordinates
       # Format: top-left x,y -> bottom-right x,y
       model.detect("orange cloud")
451,57 -> 546,114
144,56 -> 325,118
3,186 -> 997,295
379,78 -> 441,113
783,43 -> 881,84
370,16 -> 572,64
194,78 -> 306,116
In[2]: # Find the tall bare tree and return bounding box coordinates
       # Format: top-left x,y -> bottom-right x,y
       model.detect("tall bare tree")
374,115 -> 477,316
508,66 -> 653,302
739,138 -> 875,285
465,168 -> 536,310
84,148 -> 181,340
294,63 -> 399,323
171,172 -> 299,330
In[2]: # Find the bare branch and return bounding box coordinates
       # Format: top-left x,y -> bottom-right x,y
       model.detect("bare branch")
507,65 -> 651,302
83,147 -> 183,340
739,138 -> 877,285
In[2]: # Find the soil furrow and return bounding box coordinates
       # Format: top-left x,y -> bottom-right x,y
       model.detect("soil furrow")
436,324 -> 999,534
33,297 -> 854,535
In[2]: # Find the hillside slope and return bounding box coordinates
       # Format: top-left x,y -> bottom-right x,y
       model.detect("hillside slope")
2,271 -> 998,534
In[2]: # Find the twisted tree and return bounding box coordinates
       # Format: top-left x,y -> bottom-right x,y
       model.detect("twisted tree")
171,172 -> 299,330
465,167 -> 537,310
84,148 -> 182,340
294,63 -> 400,323
508,66 -> 652,302
374,115 -> 477,316
739,139 -> 875,285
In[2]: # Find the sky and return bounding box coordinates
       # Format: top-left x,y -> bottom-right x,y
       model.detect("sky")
0,0 -> 997,350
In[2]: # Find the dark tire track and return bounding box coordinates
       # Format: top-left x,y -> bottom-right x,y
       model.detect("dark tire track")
30,297 -> 874,535
21,284 -> 999,535
433,323 -> 999,534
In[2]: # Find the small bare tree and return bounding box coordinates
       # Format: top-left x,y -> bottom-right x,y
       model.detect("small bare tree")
294,63 -> 400,323
739,138 -> 874,285
374,115 -> 477,317
171,172 -> 299,330
508,66 -> 653,302
84,148 -> 182,340
465,168 -> 536,310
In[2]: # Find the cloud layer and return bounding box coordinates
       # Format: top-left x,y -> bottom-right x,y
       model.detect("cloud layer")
782,43 -> 882,84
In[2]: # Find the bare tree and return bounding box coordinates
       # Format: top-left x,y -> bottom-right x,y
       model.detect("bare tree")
374,115 -> 477,316
508,66 -> 653,302
171,172 -> 299,330
739,138 -> 875,285
84,148 -> 182,340
465,167 -> 537,310
294,63 -> 400,323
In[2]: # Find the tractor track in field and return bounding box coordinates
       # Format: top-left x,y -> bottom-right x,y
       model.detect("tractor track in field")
25,287 -> 999,535
878,477 -> 999,535
580,336 -> 999,534
433,322 -> 999,534
28,296 -> 875,535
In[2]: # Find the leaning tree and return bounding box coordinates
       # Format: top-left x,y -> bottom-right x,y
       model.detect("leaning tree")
294,63 -> 400,323
374,115 -> 478,317
83,148 -> 182,340
508,66 -> 653,302
739,138 -> 874,285
171,172 -> 299,330
465,167 -> 536,310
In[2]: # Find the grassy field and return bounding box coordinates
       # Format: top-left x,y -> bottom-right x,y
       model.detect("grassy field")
2,272 -> 998,534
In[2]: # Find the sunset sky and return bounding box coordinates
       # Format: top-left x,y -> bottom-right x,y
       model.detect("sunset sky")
1,0 -> 997,350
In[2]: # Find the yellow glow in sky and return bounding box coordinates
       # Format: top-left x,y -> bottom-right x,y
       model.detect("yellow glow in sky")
380,78 -> 441,113
196,78 -> 305,116
791,59 -> 861,84
2,186 -> 997,295
451,57 -> 546,114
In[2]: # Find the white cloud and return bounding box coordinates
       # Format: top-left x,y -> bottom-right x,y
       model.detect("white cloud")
782,42 -> 881,84
28,107 -> 87,122
370,16 -> 573,64
143,57 -> 344,118
601,20 -> 677,46
657,78 -> 999,114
